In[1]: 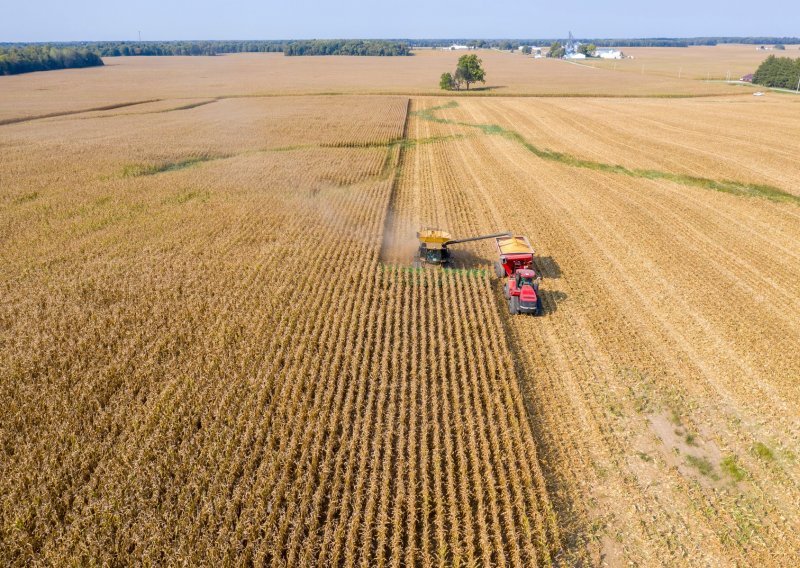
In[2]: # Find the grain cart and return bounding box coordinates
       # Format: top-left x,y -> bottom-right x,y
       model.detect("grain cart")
494,235 -> 543,316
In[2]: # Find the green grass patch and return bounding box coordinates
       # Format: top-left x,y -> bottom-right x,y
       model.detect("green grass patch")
403,134 -> 467,147
440,266 -> 488,277
269,144 -> 315,152
411,100 -> 459,123
415,100 -> 800,205
120,156 -> 220,178
686,455 -> 718,479
721,455 -> 747,482
380,263 -> 488,279
752,442 -> 775,461
685,432 -> 698,446
608,403 -> 624,418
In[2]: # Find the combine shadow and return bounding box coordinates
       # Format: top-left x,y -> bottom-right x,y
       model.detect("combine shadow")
447,248 -> 495,271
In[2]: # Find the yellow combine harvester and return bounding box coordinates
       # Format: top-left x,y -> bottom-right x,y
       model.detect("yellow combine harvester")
416,228 -> 512,265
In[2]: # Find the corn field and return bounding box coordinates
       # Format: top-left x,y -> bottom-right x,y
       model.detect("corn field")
1,94 -> 559,565
2,56 -> 800,566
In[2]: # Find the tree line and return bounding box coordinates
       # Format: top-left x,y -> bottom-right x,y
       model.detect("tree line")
283,40 -> 410,56
0,45 -> 103,75
752,55 -> 800,89
0,40 -> 411,75
0,40 -> 410,59
89,41 -> 285,56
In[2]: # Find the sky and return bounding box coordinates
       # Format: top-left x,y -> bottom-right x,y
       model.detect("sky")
2,0 -> 799,42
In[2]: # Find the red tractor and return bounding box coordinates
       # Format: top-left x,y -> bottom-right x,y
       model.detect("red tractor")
493,235 -> 543,316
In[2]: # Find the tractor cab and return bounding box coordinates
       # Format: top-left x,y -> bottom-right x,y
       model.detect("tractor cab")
504,268 -> 543,316
515,269 -> 539,292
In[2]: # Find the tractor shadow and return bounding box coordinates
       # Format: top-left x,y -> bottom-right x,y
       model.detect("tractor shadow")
535,256 -> 562,279
538,289 -> 568,315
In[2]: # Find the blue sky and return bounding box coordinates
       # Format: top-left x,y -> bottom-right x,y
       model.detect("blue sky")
2,0 -> 798,42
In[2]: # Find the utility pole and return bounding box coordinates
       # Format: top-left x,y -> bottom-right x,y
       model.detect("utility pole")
678,67 -> 682,79
796,75 -> 800,93
138,31 -> 141,42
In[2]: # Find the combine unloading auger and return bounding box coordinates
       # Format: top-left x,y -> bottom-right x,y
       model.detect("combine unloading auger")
415,229 -> 543,315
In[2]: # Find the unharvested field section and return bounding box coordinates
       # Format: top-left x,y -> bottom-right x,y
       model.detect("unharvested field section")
0,94 -> 559,565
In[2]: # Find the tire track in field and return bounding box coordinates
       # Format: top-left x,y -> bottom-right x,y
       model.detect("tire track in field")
0,99 -> 162,125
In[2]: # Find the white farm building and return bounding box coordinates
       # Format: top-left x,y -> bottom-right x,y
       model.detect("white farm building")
596,49 -> 623,59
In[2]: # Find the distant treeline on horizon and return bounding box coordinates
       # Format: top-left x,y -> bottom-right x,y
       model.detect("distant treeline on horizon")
410,37 -> 800,48
0,40 -> 410,75
3,37 -> 800,76
0,40 -> 412,59
0,45 -> 103,76
3,36 -> 800,55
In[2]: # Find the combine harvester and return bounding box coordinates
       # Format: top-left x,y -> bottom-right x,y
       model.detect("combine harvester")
416,229 -> 544,315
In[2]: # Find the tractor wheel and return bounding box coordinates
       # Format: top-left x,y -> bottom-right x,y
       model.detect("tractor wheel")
509,296 -> 520,315
535,296 -> 543,316
503,283 -> 510,299
494,261 -> 504,278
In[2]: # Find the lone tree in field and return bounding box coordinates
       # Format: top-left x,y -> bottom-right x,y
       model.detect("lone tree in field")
455,54 -> 486,89
439,54 -> 486,90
